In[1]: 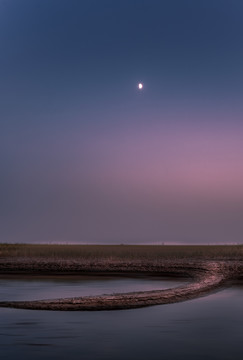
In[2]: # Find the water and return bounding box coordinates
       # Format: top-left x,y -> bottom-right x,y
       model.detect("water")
0,275 -> 187,301
0,277 -> 242,360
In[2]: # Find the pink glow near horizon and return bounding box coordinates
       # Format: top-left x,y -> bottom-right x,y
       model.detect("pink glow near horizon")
10,110 -> 243,205
69,120 -> 243,202
3,114 -> 243,244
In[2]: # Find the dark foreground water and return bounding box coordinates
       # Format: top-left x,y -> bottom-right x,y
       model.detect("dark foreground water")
0,277 -> 242,360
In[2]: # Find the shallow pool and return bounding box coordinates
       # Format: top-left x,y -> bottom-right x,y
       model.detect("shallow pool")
0,275 -> 187,301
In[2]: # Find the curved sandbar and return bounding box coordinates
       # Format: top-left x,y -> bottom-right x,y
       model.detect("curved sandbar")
0,260 -> 239,311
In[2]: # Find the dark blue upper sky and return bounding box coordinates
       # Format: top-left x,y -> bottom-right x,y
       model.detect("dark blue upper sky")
1,0 -> 243,127
1,1 -> 243,244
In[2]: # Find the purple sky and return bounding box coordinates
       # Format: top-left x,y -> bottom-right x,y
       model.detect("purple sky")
1,1 -> 243,244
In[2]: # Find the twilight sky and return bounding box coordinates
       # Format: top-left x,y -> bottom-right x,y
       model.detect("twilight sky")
1,0 -> 243,244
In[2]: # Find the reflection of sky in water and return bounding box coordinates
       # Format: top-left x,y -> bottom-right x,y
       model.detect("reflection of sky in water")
0,276 -> 187,301
0,283 -> 243,359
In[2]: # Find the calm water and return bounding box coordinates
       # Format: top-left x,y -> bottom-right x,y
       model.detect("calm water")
0,277 -> 242,360
0,275 -> 187,301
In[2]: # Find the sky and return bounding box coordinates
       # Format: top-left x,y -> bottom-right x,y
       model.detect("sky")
1,0 -> 243,244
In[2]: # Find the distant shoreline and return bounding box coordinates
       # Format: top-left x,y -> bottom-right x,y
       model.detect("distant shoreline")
1,243 -> 243,260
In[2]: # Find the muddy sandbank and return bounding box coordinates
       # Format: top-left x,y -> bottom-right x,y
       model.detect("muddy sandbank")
0,258 -> 242,311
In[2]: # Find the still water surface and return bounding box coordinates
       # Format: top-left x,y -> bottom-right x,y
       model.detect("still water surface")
0,276 -> 242,360
0,275 -> 186,301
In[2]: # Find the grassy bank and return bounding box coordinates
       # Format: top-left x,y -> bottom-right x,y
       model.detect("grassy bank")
0,244 -> 242,260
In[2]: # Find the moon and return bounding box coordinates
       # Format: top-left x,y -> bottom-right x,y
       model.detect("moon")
138,83 -> 143,90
